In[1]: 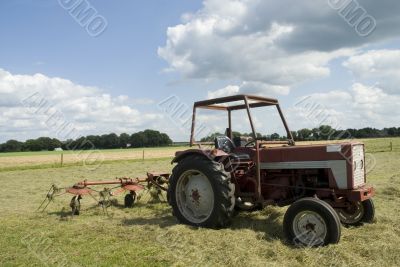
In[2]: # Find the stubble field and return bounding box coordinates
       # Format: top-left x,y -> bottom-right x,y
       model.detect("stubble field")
0,138 -> 399,266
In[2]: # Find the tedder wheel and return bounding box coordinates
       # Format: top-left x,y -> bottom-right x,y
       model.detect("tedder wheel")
168,155 -> 235,228
124,191 -> 137,208
70,196 -> 81,215
335,198 -> 375,226
283,198 -> 341,247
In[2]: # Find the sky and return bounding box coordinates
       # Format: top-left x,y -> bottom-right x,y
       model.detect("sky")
0,0 -> 399,143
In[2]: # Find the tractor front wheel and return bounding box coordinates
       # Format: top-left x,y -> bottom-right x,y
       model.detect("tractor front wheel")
335,198 -> 375,226
283,197 -> 341,247
168,155 -> 235,228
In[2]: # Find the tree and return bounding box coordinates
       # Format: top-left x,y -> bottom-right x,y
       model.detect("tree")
3,140 -> 23,152
297,128 -> 312,141
103,133 -> 119,149
200,132 -> 223,142
160,133 -> 173,146
319,125 -> 334,139
130,132 -> 147,148
270,133 -> 280,140
144,130 -> 160,147
290,131 -> 298,140
119,133 -> 130,148
86,135 -> 101,148
24,139 -> 39,151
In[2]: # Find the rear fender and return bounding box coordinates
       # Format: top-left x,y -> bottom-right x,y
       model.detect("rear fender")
172,149 -> 229,164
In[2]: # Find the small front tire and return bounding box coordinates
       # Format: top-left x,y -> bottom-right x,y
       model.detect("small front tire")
360,198 -> 375,223
335,198 -> 375,225
284,197 -> 341,247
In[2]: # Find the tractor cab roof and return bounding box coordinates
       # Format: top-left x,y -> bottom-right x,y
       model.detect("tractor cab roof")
190,94 -> 294,146
194,94 -> 279,111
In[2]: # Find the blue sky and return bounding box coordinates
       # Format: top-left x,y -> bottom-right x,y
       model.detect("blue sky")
0,0 -> 399,142
0,1 -> 201,99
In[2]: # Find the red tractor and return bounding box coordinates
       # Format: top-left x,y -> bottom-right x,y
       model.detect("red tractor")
167,95 -> 375,247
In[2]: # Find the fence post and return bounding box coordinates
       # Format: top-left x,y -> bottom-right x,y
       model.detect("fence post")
142,150 -> 145,161
390,141 -> 393,152
60,153 -> 64,167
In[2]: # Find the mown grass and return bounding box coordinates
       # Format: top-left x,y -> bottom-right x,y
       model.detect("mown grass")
0,146 -> 188,171
0,146 -> 189,157
0,156 -> 173,173
0,139 -> 399,266
361,138 -> 400,153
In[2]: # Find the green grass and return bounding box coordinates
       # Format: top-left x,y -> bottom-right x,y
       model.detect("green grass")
0,146 -> 189,157
0,139 -> 399,266
361,138 -> 400,153
0,156 -> 173,173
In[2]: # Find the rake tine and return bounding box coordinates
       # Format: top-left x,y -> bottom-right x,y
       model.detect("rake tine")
41,198 -> 53,212
37,185 -> 53,210
37,198 -> 49,212
139,189 -> 150,204
37,185 -> 55,212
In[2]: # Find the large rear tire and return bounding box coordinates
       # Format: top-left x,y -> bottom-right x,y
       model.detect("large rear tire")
168,155 -> 235,228
283,197 -> 341,247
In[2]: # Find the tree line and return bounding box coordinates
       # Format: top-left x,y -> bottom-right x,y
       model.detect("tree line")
0,129 -> 173,153
200,125 -> 400,142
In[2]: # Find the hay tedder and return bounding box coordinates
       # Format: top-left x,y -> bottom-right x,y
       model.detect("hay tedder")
41,94 -> 376,247
38,173 -> 169,215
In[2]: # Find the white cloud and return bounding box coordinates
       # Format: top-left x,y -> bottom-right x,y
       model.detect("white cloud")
159,0 -> 399,93
158,16 -> 351,89
0,69 -> 163,142
207,81 -> 290,99
343,49 -> 400,94
207,85 -> 239,99
289,83 -> 400,131
240,81 -> 290,96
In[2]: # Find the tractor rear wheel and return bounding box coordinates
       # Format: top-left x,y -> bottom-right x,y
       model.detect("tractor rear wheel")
335,198 -> 375,225
168,155 -> 235,228
283,197 -> 341,247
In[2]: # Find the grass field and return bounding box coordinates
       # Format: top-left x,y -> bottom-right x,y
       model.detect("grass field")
0,139 -> 399,266
0,146 -> 188,171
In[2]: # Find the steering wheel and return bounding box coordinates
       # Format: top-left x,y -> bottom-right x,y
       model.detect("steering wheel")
244,139 -> 256,147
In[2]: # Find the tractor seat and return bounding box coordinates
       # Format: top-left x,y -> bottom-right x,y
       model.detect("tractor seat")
215,136 -> 250,160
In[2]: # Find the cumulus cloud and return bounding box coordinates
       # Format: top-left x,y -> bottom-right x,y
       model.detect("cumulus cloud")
158,0 -> 399,93
343,49 -> 400,94
0,69 -> 163,142
207,81 -> 290,99
207,85 -> 239,99
289,83 -> 400,131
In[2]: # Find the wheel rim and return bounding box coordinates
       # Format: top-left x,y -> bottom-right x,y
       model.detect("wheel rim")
336,202 -> 364,224
176,170 -> 214,224
292,211 -> 327,246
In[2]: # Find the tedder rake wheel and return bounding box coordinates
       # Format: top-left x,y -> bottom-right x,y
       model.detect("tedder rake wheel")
283,197 -> 341,247
124,191 -> 137,208
168,155 -> 235,229
70,196 -> 81,215
335,198 -> 375,226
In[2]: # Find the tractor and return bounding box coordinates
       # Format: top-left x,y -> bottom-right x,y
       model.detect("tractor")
167,95 -> 375,247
